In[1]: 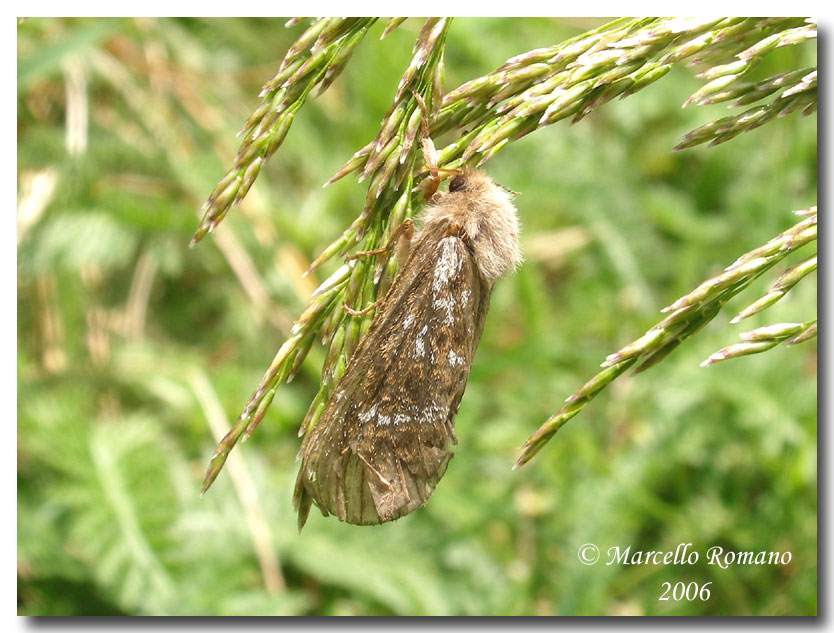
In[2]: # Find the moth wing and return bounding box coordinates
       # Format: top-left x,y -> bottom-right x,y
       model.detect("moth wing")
296,225 -> 491,526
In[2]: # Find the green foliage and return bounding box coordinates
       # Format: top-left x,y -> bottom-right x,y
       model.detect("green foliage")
18,17 -> 815,616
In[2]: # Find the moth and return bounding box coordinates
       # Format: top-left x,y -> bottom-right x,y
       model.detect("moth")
294,151 -> 522,530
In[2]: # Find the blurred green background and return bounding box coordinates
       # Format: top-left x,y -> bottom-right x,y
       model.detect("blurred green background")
17,18 -> 816,616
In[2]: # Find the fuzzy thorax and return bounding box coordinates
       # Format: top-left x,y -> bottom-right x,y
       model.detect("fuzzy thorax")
419,169 -> 522,281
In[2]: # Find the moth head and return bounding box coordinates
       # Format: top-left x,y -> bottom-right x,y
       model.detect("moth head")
420,167 -> 522,281
446,169 -> 517,198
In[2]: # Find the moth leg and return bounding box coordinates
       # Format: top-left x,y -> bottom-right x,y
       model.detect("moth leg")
394,218 -> 414,269
445,219 -> 464,238
411,89 -> 435,164
411,90 -> 464,202
410,89 -> 441,201
346,219 -> 414,262
345,246 -> 387,260
343,299 -> 382,317
344,219 -> 415,316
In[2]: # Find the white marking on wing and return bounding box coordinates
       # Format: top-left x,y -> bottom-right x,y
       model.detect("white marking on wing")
433,294 -> 456,325
420,403 -> 446,426
432,238 -> 463,325
414,324 -> 428,357
358,403 -> 378,423
448,349 -> 465,368
432,237 -> 462,293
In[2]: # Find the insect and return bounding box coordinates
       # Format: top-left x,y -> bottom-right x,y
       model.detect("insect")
293,139 -> 522,529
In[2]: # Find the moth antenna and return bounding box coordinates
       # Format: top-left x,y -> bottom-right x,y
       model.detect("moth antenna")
497,183 -> 521,196
410,88 -> 432,143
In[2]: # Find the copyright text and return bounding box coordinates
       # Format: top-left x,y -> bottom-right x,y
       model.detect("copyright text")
602,543 -> 792,568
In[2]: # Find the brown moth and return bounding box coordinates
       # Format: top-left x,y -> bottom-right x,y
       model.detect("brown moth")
294,158 -> 522,530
